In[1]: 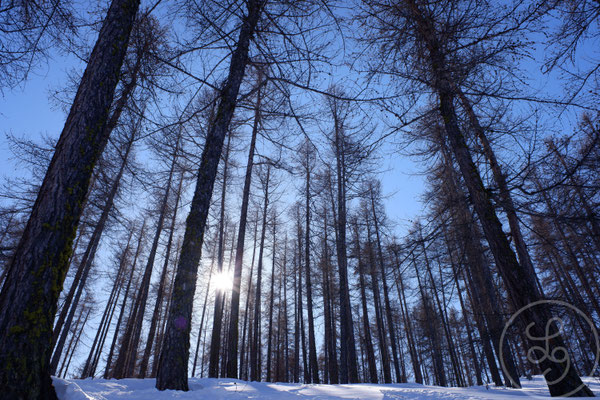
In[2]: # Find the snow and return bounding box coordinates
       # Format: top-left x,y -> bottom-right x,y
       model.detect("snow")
53,376 -> 599,400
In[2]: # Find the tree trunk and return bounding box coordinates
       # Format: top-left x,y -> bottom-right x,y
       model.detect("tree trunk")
61,308 -> 91,379
333,118 -> 359,383
50,130 -> 136,375
51,64 -> 141,357
412,250 -> 446,387
191,249 -> 217,377
156,0 -> 263,391
141,168 -> 185,378
208,134 -> 232,378
104,223 -> 145,379
225,74 -> 263,378
390,247 -> 422,384
0,0 -> 140,392
419,231 -> 463,387
239,212 -> 259,380
446,235 -> 483,386
58,304 -> 86,378
368,188 -> 403,383
456,89 -> 542,295
266,217 -> 277,382
353,221 -> 378,383
321,211 -> 338,383
251,165 -> 270,381
81,230 -> 133,378
304,155 -> 320,384
283,238 -> 290,383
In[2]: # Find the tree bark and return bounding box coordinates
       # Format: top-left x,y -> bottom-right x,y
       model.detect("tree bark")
390,247 -> 422,384
239,212 -> 259,380
111,219 -> 148,379
81,230 -> 132,378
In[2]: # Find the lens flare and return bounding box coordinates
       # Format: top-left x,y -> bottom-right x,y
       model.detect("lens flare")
212,270 -> 233,291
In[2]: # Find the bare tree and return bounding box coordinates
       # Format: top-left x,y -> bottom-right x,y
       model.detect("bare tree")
0,0 -> 141,397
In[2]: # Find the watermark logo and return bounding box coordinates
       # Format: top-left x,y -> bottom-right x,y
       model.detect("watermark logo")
499,300 -> 599,397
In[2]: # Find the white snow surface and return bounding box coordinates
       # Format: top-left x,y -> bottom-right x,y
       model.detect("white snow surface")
53,376 -> 600,400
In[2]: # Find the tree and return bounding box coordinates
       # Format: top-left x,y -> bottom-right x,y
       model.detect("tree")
0,0 -> 141,397
0,0 -> 76,88
297,139 -> 320,383
225,71 -> 264,378
359,0 -> 593,394
156,0 -> 265,390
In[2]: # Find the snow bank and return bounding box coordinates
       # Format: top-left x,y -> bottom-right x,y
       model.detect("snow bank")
53,376 -> 599,400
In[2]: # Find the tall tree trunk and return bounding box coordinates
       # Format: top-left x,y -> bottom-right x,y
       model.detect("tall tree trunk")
412,250 -> 447,387
58,305 -> 86,378
369,188 -> 403,383
50,128 -> 137,374
266,216 -> 277,382
456,89 -> 542,295
51,65 -> 141,356
81,231 -> 132,378
0,0 -> 140,392
321,209 -> 339,384
239,212 -> 259,380
61,308 -> 91,379
191,251 -> 216,377
353,222 -> 378,383
333,120 -> 359,383
208,134 -> 232,378
141,168 -> 185,378
251,165 -> 270,381
105,222 -> 145,379
304,156 -> 320,384
283,242 -> 290,382
435,126 -> 514,387
128,148 -> 178,377
156,1 -> 264,391
419,230 -> 463,387
293,245 -> 300,383
110,219 -> 148,379
298,228 -> 309,383
447,236 -> 483,386
390,247 -> 422,384
365,215 -> 391,383
225,74 -> 263,378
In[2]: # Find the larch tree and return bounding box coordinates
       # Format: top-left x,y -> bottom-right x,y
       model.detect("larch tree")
156,0 -> 265,390
0,0 -> 141,397
359,0 -> 594,395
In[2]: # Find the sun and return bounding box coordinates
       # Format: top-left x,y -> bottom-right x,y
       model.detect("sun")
212,270 -> 233,292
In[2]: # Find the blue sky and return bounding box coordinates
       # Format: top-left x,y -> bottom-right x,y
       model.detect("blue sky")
0,44 -> 426,239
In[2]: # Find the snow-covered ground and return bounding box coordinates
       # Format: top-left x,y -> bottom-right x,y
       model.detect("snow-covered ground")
53,376 -> 600,400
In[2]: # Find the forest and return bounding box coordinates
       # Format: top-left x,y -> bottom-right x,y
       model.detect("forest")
0,0 -> 599,399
